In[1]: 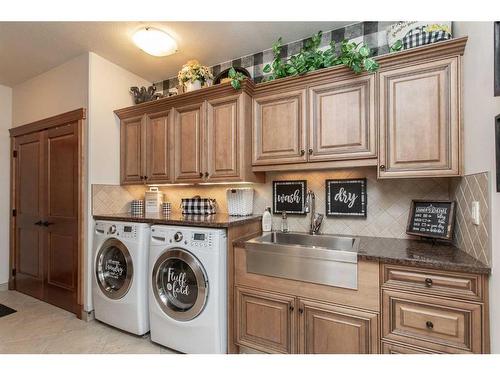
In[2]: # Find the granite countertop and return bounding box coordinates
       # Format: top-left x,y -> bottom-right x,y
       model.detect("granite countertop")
234,232 -> 491,275
93,212 -> 262,228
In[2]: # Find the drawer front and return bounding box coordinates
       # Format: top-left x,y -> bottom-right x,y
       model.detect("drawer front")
382,264 -> 483,301
382,341 -> 439,354
382,290 -> 482,353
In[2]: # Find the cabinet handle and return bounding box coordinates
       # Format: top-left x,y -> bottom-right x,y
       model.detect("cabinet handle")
300,150 -> 305,156
204,172 -> 209,178
199,172 -> 203,178
308,149 -> 313,155
42,221 -> 54,227
426,321 -> 434,329
380,165 -> 386,171
34,221 -> 42,226
289,305 -> 294,312
143,176 -> 148,181
298,308 -> 304,314
424,278 -> 433,287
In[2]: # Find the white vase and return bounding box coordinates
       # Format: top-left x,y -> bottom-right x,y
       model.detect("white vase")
185,80 -> 202,92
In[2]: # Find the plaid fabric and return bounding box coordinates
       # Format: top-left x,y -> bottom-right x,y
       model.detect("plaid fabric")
181,197 -> 217,215
403,30 -> 451,49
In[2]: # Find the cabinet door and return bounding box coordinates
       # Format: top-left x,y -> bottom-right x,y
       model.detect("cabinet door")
236,287 -> 296,354
298,299 -> 379,354
308,75 -> 376,161
206,95 -> 240,180
253,89 -> 307,165
173,102 -> 205,182
378,57 -> 460,177
120,115 -> 145,184
146,110 -> 173,183
382,341 -> 439,354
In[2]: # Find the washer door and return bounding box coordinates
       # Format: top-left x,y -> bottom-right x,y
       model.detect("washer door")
152,248 -> 208,321
95,238 -> 133,300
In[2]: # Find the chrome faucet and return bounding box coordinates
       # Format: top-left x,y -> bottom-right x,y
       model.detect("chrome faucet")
305,190 -> 323,235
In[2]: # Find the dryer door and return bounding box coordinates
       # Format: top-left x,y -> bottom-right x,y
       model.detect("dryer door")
152,248 -> 208,321
95,238 -> 134,300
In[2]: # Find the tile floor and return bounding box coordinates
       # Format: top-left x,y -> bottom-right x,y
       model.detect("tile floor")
0,290 -> 176,354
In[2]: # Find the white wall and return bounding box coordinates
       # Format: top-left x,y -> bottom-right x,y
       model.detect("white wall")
0,85 -> 12,286
12,54 -> 89,127
84,52 -> 150,311
454,22 -> 500,353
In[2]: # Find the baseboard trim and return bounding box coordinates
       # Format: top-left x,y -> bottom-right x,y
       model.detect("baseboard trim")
0,283 -> 9,291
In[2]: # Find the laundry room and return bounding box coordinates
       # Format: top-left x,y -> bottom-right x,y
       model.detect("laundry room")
2,1 -> 500,374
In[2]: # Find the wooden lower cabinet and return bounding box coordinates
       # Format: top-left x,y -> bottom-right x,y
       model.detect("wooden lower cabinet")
235,287 -> 379,354
235,287 -> 296,354
299,299 -> 379,354
382,341 -> 439,354
382,289 -> 483,353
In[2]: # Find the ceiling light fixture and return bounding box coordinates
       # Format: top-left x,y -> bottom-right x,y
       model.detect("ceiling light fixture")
132,27 -> 177,57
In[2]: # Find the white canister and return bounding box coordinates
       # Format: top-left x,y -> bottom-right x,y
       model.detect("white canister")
145,187 -> 164,213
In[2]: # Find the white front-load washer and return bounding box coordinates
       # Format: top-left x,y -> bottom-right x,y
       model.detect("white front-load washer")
93,220 -> 150,335
149,225 -> 227,354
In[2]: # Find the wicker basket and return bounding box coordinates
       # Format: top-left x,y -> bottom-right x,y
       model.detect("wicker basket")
226,188 -> 254,216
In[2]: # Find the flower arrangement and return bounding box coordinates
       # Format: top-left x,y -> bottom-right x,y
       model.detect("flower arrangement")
177,59 -> 213,88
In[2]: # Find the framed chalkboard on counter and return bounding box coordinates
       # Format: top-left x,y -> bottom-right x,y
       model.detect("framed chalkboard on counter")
406,200 -> 456,241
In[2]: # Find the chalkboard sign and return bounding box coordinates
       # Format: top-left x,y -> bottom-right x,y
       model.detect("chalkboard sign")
326,179 -> 367,217
406,200 -> 456,241
273,180 -> 307,215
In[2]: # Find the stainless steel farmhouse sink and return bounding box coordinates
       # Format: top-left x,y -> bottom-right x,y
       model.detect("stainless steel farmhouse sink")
245,232 -> 359,290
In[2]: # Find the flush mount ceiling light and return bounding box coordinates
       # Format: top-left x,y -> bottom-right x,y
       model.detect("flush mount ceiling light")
132,27 -> 177,57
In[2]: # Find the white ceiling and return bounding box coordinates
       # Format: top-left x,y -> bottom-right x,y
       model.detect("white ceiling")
0,21 -> 353,87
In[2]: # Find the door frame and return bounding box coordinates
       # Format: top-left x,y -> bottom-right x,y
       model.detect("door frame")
9,108 -> 87,318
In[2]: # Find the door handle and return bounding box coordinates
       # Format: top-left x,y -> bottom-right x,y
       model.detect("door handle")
42,221 -> 55,227
34,221 -> 42,226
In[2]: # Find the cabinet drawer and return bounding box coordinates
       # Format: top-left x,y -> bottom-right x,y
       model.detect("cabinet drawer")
382,341 -> 439,354
382,264 -> 483,301
382,290 -> 482,353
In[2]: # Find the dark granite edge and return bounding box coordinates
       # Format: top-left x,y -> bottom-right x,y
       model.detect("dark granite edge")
233,232 -> 491,275
93,214 -> 262,228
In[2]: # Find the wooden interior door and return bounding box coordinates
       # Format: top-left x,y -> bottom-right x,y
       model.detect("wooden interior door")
146,110 -> 173,183
252,89 -> 307,166
308,75 -> 376,161
206,95 -> 240,180
298,299 -> 379,354
236,287 -> 296,354
13,132 -> 45,300
378,57 -> 460,178
120,115 -> 145,184
173,102 -> 205,182
43,122 -> 79,314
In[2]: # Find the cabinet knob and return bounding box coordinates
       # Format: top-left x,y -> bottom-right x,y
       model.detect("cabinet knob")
298,308 -> 304,314
424,278 -> 433,287
34,221 -> 42,226
308,149 -> 313,155
426,321 -> 434,329
204,172 -> 209,178
300,149 -> 305,156
199,172 -> 203,178
289,305 -> 294,312
380,165 -> 386,171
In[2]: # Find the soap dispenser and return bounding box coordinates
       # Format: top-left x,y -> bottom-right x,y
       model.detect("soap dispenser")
262,207 -> 272,232
281,211 -> 289,233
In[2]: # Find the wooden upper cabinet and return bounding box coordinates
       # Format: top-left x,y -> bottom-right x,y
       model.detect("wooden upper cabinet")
253,89 -> 307,165
120,115 -> 145,184
145,110 -> 173,183
299,299 -> 379,354
308,74 -> 376,161
173,102 -> 205,183
206,95 -> 240,180
378,57 -> 460,178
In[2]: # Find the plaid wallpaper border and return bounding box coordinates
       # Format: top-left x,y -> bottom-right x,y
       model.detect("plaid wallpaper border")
154,21 -> 395,94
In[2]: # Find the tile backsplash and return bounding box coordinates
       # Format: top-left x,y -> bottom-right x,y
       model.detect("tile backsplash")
450,172 -> 491,265
93,167 -> 451,240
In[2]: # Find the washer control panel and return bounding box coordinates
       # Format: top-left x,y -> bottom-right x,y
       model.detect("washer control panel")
190,232 -> 213,248
95,221 -> 138,239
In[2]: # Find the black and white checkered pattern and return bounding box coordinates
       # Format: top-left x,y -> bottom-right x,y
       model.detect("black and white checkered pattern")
154,21 -> 395,95
181,197 -> 217,215
402,30 -> 451,49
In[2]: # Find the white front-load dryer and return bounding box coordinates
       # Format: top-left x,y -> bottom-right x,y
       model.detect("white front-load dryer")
149,225 -> 227,354
93,220 -> 150,335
